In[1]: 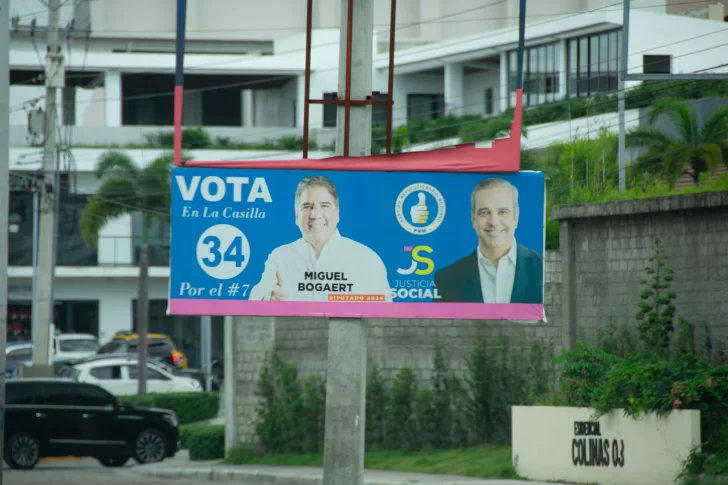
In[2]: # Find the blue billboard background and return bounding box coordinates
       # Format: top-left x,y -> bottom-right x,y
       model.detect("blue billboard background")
169,167 -> 545,304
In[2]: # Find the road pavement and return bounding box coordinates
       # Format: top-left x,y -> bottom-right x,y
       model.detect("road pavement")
1,457 -> 243,485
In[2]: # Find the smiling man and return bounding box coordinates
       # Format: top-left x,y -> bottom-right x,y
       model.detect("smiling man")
249,175 -> 392,302
433,177 -> 543,304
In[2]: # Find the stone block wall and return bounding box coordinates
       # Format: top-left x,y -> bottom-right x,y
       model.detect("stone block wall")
554,191 -> 728,348
230,251 -> 563,442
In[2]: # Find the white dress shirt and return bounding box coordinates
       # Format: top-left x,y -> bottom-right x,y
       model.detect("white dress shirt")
477,240 -> 517,303
249,230 -> 392,302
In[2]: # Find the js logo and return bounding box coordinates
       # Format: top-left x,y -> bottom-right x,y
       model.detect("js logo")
397,245 -> 434,276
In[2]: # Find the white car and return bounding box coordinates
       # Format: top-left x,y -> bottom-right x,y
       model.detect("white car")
70,355 -> 203,396
53,333 -> 100,361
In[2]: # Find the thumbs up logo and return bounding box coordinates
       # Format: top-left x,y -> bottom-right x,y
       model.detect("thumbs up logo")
395,183 -> 446,236
409,192 -> 429,224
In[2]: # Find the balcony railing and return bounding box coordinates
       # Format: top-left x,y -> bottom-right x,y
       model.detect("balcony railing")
8,235 -> 171,268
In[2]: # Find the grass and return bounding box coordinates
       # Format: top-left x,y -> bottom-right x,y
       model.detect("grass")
223,444 -> 522,480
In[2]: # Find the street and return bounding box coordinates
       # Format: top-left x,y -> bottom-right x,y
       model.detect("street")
1,458 -> 242,485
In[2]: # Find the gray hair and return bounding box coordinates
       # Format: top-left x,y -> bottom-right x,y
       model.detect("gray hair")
470,178 -> 519,215
295,175 -> 339,209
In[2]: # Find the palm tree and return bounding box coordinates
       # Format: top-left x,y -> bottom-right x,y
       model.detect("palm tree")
626,97 -> 728,186
80,151 -> 173,394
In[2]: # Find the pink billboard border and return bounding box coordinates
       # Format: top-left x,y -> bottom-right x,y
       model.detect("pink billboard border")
169,299 -> 544,321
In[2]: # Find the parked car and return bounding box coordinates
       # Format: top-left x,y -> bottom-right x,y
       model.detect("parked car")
53,333 -> 99,362
3,377 -> 179,469
69,354 -> 202,395
97,332 -> 188,369
5,341 -> 33,377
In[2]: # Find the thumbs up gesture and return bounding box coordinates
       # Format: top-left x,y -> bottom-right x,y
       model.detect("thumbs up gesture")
409,192 -> 429,224
271,270 -> 288,300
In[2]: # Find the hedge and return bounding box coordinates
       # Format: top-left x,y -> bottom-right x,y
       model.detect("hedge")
119,392 -> 219,425
184,424 -> 225,460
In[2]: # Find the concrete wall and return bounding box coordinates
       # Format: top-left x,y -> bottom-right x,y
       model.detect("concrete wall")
227,250 -> 564,442
229,191 -> 728,443
512,406 -> 701,485
554,191 -> 728,347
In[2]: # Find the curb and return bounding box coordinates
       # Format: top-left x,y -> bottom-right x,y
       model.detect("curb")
39,456 -> 83,464
134,467 -> 320,485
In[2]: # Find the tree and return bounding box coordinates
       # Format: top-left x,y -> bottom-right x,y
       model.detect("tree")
79,151 -> 173,394
635,236 -> 677,358
626,97 -> 728,186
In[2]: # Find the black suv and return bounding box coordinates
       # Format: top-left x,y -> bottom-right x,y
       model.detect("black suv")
3,378 -> 180,469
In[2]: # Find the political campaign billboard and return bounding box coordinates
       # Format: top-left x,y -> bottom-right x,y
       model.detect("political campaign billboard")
168,167 -> 545,320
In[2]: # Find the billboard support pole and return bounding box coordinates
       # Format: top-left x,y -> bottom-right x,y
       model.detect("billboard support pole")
322,1 -> 374,484
0,0 -> 10,479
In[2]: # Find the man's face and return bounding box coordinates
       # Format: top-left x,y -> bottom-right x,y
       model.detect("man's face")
296,186 -> 340,246
471,186 -> 519,253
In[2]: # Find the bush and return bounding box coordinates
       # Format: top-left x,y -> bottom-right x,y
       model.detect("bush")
119,392 -> 219,425
185,424 -> 225,460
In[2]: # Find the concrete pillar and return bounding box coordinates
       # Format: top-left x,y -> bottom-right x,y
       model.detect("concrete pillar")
499,51 -> 509,113
104,70 -> 122,127
296,74 -> 305,130
223,316 -> 239,453
559,220 -> 576,352
558,39 -> 568,100
444,63 -> 464,117
242,89 -> 254,128
232,316 -> 276,443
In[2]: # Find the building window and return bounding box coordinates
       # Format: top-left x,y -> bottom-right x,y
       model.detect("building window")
372,92 -> 389,125
567,29 -> 622,98
485,88 -> 494,115
407,94 -> 445,121
507,42 -> 560,108
131,215 -> 170,267
323,92 -> 337,127
62,87 -> 76,126
643,55 -> 671,74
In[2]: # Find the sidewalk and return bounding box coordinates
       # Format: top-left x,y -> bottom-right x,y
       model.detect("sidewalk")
130,450 -> 571,485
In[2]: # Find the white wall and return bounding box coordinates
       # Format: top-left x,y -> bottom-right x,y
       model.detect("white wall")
512,406 -> 701,485
7,275 -> 171,342
10,86 -> 45,127
463,70 -> 501,116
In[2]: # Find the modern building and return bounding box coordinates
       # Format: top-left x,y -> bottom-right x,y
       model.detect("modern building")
7,0 -> 728,367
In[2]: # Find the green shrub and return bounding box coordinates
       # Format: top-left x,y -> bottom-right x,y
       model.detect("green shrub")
119,392 -> 219,425
186,424 -> 225,460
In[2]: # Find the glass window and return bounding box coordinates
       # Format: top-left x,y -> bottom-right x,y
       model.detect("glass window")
568,39 -> 578,97
566,30 -> 622,98
589,36 -> 599,93
75,385 -> 117,407
609,31 -> 618,91
485,88 -> 494,115
599,33 -> 609,92
90,365 -> 122,380
59,339 -> 99,352
39,383 -> 75,406
6,383 -> 39,405
7,347 -> 32,363
127,365 -> 169,381
323,92 -> 337,127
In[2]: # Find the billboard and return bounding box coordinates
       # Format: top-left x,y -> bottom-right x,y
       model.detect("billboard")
168,167 -> 545,320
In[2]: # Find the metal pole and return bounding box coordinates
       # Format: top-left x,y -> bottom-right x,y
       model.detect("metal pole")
31,188 -> 39,344
323,1 -> 373,484
30,0 -> 61,375
303,0 -> 313,158
385,0 -> 397,154
0,0 -> 11,480
201,315 -> 212,391
618,0 -> 630,192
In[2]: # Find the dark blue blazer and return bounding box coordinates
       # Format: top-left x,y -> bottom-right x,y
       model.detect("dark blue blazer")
433,243 -> 543,304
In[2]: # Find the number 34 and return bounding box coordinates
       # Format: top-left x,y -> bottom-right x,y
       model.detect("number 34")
201,235 -> 246,268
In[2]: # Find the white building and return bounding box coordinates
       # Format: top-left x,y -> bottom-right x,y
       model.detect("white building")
7,0 -> 728,368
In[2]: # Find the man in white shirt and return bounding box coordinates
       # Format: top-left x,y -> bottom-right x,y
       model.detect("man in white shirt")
248,175 -> 392,302
433,177 -> 543,304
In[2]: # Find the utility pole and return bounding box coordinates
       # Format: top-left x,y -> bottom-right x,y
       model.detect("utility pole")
28,0 -> 62,375
618,0 -> 629,192
1,0 -> 12,481
322,1 -> 373,484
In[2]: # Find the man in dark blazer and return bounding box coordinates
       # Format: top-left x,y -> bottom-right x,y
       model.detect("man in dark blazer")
434,178 -> 543,304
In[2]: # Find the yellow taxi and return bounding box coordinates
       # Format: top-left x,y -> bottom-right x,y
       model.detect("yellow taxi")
110,331 -> 189,369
